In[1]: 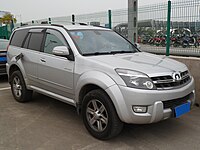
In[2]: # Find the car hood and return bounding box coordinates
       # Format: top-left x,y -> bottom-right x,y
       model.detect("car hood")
87,52 -> 187,76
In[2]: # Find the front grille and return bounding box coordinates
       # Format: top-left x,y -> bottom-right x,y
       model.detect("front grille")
163,94 -> 190,109
151,70 -> 191,90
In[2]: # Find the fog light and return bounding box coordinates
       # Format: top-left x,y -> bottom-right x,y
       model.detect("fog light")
133,106 -> 147,113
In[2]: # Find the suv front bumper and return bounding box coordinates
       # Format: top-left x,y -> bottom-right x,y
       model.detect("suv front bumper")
106,77 -> 195,124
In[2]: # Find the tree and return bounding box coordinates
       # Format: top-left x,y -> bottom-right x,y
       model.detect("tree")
0,13 -> 17,25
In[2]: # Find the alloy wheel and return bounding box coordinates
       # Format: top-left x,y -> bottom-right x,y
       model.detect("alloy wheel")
12,76 -> 22,98
86,99 -> 108,132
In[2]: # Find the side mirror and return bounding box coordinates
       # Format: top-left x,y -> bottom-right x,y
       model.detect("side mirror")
52,46 -> 70,57
134,43 -> 141,49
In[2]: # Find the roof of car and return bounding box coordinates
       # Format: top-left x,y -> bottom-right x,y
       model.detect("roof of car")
14,24 -> 110,31
65,25 -> 110,30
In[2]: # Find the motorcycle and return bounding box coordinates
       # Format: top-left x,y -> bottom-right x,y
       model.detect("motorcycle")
182,35 -> 199,48
173,35 -> 182,47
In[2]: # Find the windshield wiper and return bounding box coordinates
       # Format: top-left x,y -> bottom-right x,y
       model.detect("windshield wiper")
82,52 -> 110,56
110,50 -> 135,54
82,51 -> 135,56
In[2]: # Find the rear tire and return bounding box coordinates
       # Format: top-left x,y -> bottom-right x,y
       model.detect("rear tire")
10,70 -> 33,103
82,89 -> 123,140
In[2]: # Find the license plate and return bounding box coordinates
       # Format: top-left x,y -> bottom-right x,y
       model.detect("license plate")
0,57 -> 7,62
175,102 -> 191,118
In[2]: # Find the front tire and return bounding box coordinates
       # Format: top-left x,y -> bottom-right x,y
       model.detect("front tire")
82,89 -> 123,140
10,70 -> 33,103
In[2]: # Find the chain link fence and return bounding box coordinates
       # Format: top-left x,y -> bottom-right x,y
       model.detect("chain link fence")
138,0 -> 200,57
15,0 -> 200,57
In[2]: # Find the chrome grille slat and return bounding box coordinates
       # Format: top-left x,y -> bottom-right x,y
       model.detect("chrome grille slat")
151,70 -> 191,90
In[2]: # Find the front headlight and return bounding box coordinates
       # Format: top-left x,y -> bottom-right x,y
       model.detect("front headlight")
116,69 -> 156,90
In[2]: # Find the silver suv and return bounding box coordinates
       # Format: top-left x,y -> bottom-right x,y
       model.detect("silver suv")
7,24 -> 195,140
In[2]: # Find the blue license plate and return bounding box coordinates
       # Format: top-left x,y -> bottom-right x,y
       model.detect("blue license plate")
0,57 -> 7,62
175,102 -> 191,118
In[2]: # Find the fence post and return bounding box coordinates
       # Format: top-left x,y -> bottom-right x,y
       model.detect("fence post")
166,0 -> 171,56
72,14 -> 75,25
11,20 -> 14,31
108,10 -> 112,29
5,25 -> 9,40
128,0 -> 138,43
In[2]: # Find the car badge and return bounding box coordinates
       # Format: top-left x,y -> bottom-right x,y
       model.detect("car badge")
172,72 -> 182,81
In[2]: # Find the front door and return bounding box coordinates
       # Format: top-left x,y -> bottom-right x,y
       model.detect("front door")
38,29 -> 74,99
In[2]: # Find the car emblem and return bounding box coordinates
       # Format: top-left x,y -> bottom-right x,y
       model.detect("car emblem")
172,72 -> 182,81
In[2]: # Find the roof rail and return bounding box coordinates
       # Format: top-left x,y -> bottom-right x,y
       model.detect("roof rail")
92,25 -> 108,29
78,22 -> 88,26
70,21 -> 88,26
51,24 -> 65,28
13,21 -> 109,31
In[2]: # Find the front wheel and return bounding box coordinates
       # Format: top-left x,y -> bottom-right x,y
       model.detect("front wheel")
10,70 -> 33,103
82,89 -> 123,140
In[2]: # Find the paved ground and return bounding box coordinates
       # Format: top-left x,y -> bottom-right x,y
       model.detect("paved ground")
0,76 -> 200,150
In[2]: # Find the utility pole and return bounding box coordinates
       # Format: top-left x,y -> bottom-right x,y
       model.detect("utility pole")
128,0 -> 138,43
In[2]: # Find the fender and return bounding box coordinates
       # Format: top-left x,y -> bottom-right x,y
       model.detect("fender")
8,57 -> 30,87
74,71 -> 131,122
75,71 -> 116,103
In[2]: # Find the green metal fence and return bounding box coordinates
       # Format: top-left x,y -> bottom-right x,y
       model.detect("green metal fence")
0,25 -> 12,40
16,0 -> 200,57
137,0 -> 200,57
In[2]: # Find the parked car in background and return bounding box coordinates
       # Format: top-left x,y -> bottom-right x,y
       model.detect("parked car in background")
0,39 -> 9,75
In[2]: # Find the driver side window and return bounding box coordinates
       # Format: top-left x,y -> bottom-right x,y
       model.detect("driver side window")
44,29 -> 66,54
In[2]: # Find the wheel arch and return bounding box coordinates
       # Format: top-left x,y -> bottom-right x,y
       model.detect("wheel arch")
75,71 -> 117,113
74,71 -> 130,123
8,64 -> 21,82
78,84 -> 103,106
75,71 -> 116,103
8,63 -> 27,85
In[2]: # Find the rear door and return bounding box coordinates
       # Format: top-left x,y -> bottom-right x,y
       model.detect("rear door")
23,29 -> 46,87
37,29 -> 74,99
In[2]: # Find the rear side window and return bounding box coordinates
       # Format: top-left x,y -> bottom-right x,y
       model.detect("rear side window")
28,33 -> 44,51
10,29 -> 29,47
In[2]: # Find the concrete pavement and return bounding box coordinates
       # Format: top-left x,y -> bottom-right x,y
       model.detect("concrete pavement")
0,76 -> 200,150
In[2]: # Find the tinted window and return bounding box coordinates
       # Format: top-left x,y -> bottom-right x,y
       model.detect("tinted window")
44,29 -> 66,54
10,29 -> 29,47
28,33 -> 44,51
23,33 -> 31,49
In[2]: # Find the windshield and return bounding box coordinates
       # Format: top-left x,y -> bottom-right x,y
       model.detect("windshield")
69,30 -> 138,56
